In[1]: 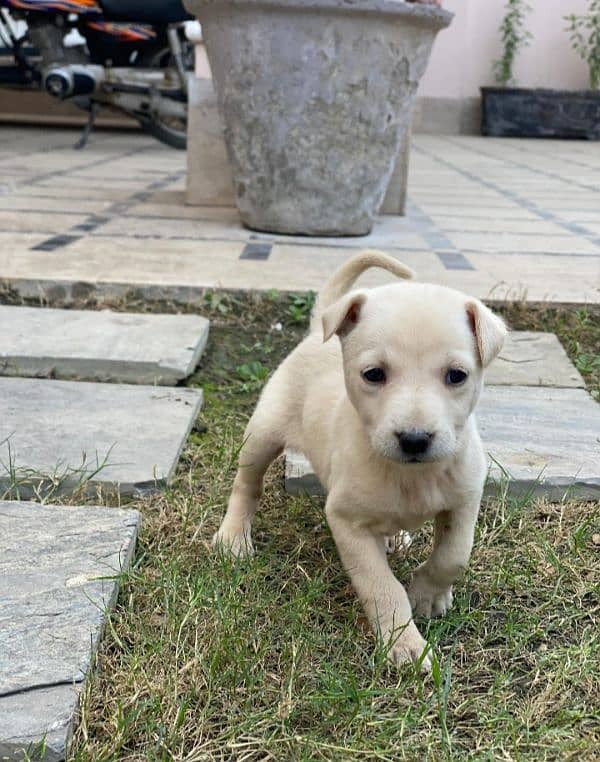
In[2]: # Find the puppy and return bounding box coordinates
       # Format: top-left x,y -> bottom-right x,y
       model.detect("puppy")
214,250 -> 506,671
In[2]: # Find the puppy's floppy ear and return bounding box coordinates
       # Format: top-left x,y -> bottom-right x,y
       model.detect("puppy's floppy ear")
322,291 -> 367,342
466,299 -> 507,367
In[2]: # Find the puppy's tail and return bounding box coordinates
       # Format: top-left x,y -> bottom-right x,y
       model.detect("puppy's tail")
310,249 -> 415,331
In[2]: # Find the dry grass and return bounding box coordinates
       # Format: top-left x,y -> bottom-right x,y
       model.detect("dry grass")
11,289 -> 594,761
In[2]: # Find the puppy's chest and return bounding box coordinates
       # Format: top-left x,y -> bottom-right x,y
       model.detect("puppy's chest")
374,476 -> 453,533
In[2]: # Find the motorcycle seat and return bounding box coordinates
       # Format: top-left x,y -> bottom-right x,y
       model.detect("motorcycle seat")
100,0 -> 193,25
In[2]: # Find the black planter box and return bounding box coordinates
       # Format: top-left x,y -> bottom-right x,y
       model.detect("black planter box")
481,87 -> 600,139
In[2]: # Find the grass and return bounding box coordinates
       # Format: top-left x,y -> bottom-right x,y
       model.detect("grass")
3,289 -> 597,760
0,435 -> 118,503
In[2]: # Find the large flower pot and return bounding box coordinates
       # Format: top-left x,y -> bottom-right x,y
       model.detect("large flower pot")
481,87 -> 600,140
184,0 -> 451,235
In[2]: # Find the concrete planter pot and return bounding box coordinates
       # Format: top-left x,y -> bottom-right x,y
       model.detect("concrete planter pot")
481,87 -> 600,140
184,0 -> 451,235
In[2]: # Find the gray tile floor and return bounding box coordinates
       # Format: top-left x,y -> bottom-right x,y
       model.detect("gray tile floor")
0,127 -> 598,304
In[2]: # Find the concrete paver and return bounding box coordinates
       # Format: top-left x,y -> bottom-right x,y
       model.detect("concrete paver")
0,377 -> 202,496
0,126 -> 598,305
0,305 -> 209,384
0,501 -> 139,761
489,332 -> 584,388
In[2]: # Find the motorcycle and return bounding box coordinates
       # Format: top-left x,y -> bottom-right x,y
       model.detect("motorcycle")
0,0 -> 196,148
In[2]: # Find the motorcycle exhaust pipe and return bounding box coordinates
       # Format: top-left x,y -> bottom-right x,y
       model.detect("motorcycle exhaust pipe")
43,64 -> 105,99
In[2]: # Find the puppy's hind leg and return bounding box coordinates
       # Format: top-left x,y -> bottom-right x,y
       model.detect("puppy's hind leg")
213,398 -> 283,558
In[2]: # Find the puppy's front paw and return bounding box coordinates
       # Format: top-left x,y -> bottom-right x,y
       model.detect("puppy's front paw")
212,525 -> 254,558
387,622 -> 432,673
408,570 -> 453,618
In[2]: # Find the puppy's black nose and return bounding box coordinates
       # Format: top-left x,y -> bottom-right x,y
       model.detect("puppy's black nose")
397,431 -> 433,456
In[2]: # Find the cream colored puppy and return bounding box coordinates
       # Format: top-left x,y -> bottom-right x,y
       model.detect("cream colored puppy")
214,250 -> 506,671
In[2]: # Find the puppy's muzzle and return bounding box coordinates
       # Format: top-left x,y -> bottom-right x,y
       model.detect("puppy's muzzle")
396,430 -> 434,460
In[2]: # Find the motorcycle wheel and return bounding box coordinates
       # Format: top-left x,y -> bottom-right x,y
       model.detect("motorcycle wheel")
137,40 -> 190,150
140,113 -> 186,150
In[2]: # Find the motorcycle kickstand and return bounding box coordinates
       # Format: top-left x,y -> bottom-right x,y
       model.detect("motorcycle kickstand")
75,103 -> 98,150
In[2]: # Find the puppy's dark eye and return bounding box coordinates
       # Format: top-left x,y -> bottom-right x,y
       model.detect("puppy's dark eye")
446,369 -> 468,386
362,367 -> 386,384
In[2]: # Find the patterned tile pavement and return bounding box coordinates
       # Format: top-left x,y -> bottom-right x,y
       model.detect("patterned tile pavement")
0,127 -> 598,304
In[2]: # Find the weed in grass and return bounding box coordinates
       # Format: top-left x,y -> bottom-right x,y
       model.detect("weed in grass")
0,435 -> 118,503
236,360 -> 270,392
203,291 -> 233,316
574,346 -> 600,387
287,292 -> 316,325
240,335 -> 277,358
19,740 -> 49,762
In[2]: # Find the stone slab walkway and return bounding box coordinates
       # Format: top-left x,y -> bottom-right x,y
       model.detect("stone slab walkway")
0,305 -> 209,385
0,377 -> 202,496
490,331 -> 584,388
0,127 -> 598,305
0,501 -> 139,761
285,330 -> 599,501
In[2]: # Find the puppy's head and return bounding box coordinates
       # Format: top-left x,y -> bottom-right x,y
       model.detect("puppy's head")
322,282 -> 506,465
